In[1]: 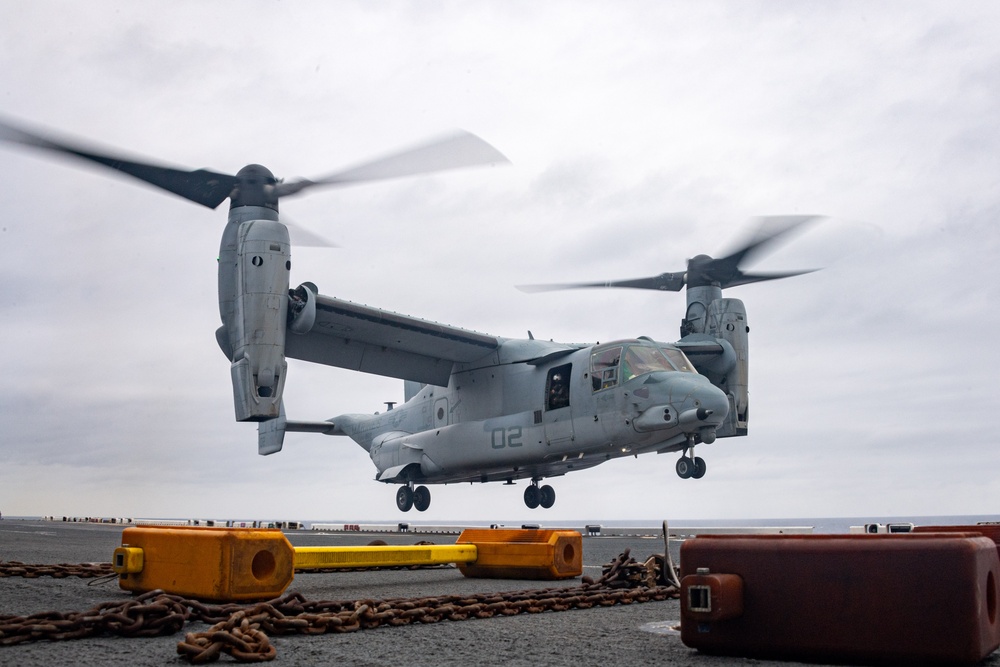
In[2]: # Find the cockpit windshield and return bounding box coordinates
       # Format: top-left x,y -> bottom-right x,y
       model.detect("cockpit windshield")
591,340 -> 695,391
622,344 -> 676,382
662,347 -> 695,373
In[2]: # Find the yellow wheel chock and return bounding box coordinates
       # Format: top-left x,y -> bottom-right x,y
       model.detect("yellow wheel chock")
113,526 -> 582,601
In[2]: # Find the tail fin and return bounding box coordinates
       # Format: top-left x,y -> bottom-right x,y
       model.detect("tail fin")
258,403 -> 287,455
404,380 -> 425,402
257,401 -> 345,455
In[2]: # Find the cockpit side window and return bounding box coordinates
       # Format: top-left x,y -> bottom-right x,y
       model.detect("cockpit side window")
546,363 -> 572,410
591,346 -> 623,391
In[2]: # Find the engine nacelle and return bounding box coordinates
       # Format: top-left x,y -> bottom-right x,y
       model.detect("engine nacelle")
288,282 -> 318,334
704,298 -> 749,436
228,219 -> 290,421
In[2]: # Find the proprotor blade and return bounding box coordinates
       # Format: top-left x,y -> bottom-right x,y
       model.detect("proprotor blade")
274,130 -> 509,198
518,215 -> 824,295
0,117 -> 236,209
703,215 -> 823,288
517,272 -> 687,293
714,268 -> 819,289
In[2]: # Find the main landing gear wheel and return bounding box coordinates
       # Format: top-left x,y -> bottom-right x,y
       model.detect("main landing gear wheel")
413,485 -> 431,512
676,456 -> 707,479
396,486 -> 414,512
539,484 -> 556,509
524,484 -> 540,509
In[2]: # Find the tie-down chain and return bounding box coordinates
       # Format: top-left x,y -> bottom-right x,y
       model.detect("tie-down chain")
1,549 -> 677,662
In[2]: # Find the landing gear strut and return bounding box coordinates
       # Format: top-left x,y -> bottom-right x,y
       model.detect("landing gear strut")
396,483 -> 432,512
676,440 -> 707,480
524,480 -> 556,509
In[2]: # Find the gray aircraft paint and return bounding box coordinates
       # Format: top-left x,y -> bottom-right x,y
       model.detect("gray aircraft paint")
0,116 -> 812,514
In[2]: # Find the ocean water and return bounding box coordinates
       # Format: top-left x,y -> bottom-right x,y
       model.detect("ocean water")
309,514 -> 1000,533
629,515 -> 1000,534
6,514 -> 999,534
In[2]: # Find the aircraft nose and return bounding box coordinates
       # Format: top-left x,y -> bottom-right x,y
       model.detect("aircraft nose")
694,382 -> 730,425
679,381 -> 730,445
632,373 -> 730,434
674,380 -> 728,429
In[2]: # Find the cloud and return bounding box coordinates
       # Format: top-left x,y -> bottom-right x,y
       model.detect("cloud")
1,1 -> 998,523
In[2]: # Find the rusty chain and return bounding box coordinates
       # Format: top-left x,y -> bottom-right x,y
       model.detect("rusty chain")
0,561 -> 114,578
1,549 -> 679,663
0,558 -> 437,578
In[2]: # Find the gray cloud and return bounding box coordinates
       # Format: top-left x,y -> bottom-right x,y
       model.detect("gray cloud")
1,1 -> 998,523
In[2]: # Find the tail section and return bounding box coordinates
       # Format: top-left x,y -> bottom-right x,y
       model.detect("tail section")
404,380 -> 425,402
258,404 -> 288,455
257,402 -> 344,456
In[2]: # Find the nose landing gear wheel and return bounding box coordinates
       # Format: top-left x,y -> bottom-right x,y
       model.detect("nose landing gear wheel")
676,456 -> 694,479
413,485 -> 431,512
396,486 -> 414,512
677,456 -> 707,479
692,457 -> 707,479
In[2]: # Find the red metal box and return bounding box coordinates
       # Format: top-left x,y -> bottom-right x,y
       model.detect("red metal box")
914,523 -> 1000,557
680,533 -> 1000,665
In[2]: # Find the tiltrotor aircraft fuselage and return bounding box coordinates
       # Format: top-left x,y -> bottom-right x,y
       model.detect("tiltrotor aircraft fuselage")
1,117 -> 817,513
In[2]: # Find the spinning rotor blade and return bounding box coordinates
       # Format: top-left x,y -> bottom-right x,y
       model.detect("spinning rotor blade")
284,218 -> 339,248
274,130 -> 509,198
692,215 -> 822,288
518,215 -> 823,294
2,117 -> 507,212
518,272 -> 686,293
712,267 -> 818,288
0,117 -> 236,209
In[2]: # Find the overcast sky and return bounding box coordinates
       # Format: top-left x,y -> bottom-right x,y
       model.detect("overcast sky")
1,1 -> 998,525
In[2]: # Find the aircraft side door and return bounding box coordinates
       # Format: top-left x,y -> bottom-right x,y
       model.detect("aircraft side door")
542,363 -> 574,445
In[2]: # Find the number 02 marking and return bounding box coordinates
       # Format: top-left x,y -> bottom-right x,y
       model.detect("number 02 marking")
490,426 -> 523,449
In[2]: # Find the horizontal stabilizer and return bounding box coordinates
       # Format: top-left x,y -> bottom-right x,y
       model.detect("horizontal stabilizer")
285,420 -> 343,435
258,403 -> 344,456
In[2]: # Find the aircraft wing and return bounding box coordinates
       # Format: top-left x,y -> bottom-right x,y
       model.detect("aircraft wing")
284,293 -> 501,386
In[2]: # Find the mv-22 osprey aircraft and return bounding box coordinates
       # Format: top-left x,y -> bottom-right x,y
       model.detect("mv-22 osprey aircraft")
1,117 -> 819,513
